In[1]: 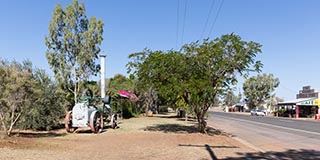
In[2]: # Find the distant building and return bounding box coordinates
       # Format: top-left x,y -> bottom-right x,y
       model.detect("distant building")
278,86 -> 320,118
296,86 -> 319,99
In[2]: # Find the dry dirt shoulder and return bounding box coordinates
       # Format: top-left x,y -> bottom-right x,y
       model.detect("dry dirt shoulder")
0,113 -> 256,160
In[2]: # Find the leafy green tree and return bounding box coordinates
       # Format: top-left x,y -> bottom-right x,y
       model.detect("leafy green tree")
181,35 -> 262,132
0,60 -> 36,136
107,74 -> 135,92
127,50 -> 186,115
128,34 -> 262,133
223,89 -> 241,107
105,74 -> 138,118
45,0 -> 104,108
266,96 -> 284,113
243,73 -> 280,109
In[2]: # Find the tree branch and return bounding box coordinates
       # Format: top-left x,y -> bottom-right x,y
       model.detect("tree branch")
8,112 -> 21,134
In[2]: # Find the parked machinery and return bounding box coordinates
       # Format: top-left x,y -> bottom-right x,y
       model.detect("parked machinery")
64,89 -> 118,133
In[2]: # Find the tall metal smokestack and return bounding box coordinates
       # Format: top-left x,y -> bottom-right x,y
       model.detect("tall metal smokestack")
100,54 -> 106,98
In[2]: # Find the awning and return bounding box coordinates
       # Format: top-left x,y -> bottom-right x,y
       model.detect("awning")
119,90 -> 138,102
278,97 -> 318,106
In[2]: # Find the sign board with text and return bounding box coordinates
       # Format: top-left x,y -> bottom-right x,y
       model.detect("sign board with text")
297,99 -> 319,106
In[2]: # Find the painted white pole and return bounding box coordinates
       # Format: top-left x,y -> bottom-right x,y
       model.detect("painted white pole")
100,54 -> 106,98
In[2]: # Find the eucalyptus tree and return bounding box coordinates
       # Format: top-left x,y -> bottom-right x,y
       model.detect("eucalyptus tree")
45,0 -> 104,106
243,73 -> 280,109
0,60 -> 35,136
127,34 -> 263,133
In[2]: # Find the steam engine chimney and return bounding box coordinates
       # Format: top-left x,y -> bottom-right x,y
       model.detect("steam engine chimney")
100,54 -> 106,98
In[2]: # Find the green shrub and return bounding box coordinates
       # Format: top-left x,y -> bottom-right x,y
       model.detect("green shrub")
159,105 -> 168,113
17,70 -> 65,131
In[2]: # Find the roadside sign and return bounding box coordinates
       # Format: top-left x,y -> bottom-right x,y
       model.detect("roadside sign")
298,99 -> 319,106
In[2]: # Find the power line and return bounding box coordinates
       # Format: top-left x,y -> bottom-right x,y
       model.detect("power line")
175,0 -> 180,50
280,84 -> 296,94
200,0 -> 216,40
180,0 -> 188,46
208,0 -> 224,37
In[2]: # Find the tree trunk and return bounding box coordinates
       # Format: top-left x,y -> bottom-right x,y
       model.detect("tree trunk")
197,111 -> 207,133
195,104 -> 210,133
0,114 -> 8,137
73,64 -> 77,104
145,102 -> 150,117
7,113 -> 21,137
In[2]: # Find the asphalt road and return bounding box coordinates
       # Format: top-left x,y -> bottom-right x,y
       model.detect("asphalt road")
208,111 -> 320,158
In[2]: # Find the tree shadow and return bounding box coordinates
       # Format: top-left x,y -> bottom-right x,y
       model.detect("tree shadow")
143,124 -> 198,134
156,113 -> 196,120
179,144 -> 238,149
157,114 -> 179,119
73,125 -> 119,134
74,129 -> 95,134
11,131 -> 67,138
53,123 -> 67,130
143,124 -> 229,136
179,144 -> 238,160
222,149 -> 320,160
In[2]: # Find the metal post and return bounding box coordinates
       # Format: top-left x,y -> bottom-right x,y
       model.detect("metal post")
100,54 -> 106,98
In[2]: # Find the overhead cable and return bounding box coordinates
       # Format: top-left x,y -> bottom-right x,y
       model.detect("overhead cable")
180,0 -> 188,46
208,0 -> 224,37
200,0 -> 216,40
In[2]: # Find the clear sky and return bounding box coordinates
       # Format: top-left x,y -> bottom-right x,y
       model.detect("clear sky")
0,0 -> 319,100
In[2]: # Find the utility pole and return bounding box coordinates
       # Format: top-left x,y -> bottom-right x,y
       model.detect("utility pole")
268,80 -> 272,116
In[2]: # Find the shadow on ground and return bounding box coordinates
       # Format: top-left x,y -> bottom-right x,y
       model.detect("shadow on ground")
179,144 -> 238,160
143,124 -> 197,134
143,124 -> 228,136
11,131 -> 67,138
72,125 -> 119,134
157,114 -> 179,119
222,149 -> 320,160
156,113 -> 196,120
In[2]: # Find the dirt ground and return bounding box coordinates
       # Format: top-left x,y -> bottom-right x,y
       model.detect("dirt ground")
0,113 -> 256,160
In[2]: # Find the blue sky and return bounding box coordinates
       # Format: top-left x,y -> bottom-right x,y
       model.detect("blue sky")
0,0 -> 319,100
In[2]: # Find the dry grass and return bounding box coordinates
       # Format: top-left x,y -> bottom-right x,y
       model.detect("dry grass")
0,112 -> 255,160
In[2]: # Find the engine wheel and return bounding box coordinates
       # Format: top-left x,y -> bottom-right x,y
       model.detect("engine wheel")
111,114 -> 118,129
64,111 -> 77,133
89,111 -> 101,133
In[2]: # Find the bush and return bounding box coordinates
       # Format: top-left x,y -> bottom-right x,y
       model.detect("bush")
274,109 -> 289,117
18,102 -> 64,131
122,104 -> 133,119
17,70 -> 65,131
159,105 -> 168,113
116,100 -> 141,119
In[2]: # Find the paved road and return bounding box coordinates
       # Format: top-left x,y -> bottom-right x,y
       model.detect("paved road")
208,111 -> 320,158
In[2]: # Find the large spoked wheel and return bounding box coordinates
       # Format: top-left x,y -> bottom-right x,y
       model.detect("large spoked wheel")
89,111 -> 101,133
111,114 -> 118,129
64,111 -> 77,133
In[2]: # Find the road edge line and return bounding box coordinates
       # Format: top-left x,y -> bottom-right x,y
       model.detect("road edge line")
232,136 -> 265,153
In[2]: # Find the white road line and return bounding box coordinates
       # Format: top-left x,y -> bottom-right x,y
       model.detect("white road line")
278,119 -> 293,123
213,114 -> 320,136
